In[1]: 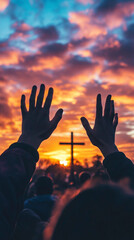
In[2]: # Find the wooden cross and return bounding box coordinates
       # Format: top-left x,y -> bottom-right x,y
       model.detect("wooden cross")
59,132 -> 85,182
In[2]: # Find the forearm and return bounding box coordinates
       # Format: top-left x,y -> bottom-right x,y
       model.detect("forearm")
0,143 -> 39,239
99,144 -> 119,158
103,151 -> 134,181
18,134 -> 41,150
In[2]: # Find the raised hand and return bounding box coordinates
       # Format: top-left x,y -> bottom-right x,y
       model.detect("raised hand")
81,94 -> 118,157
18,84 -> 63,149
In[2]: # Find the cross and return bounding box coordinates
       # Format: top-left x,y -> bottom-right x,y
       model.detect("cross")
59,132 -> 85,182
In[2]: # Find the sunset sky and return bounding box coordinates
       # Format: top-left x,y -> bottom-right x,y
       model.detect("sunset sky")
0,0 -> 134,166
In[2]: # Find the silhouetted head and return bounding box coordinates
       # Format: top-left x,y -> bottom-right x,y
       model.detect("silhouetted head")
91,169 -> 110,184
79,171 -> 91,185
35,176 -> 53,196
14,209 -> 45,240
48,184 -> 134,240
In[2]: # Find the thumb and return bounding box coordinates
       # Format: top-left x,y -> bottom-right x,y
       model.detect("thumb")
81,117 -> 93,137
40,109 -> 63,140
50,108 -> 63,131
81,117 -> 101,147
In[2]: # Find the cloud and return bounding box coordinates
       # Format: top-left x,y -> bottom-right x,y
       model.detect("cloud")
94,1 -> 134,29
96,0 -> 134,13
20,54 -> 65,71
0,49 -> 21,66
34,26 -> 59,42
50,55 -> 98,84
10,22 -> 31,41
96,0 -> 118,12
0,67 -> 53,87
0,103 -> 12,118
124,23 -> 134,40
40,43 -> 68,56
0,41 -> 24,66
0,87 -> 12,118
0,0 -> 10,11
93,40 -> 134,76
76,0 -> 94,4
69,11 -> 107,39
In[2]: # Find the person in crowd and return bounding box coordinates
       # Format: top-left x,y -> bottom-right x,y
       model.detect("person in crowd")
44,94 -> 134,240
24,176 -> 57,222
0,84 -> 63,240
81,94 -> 134,186
90,169 -> 110,185
13,208 -> 45,240
45,184 -> 134,240
79,171 -> 91,185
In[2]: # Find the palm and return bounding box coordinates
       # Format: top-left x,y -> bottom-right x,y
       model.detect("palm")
81,94 -> 118,150
19,84 -> 63,148
92,117 -> 115,147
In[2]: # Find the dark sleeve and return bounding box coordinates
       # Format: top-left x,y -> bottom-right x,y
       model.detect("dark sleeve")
0,142 -> 39,240
103,152 -> 134,181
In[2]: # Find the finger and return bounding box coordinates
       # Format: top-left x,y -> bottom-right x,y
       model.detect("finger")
109,100 -> 115,122
96,94 -> 102,120
81,117 -> 99,146
81,117 -> 93,137
113,113 -> 118,131
40,109 -> 63,140
21,94 -> 27,117
29,85 -> 37,111
45,108 -> 63,136
36,84 -> 45,109
50,108 -> 63,128
104,95 -> 111,119
44,87 -> 53,111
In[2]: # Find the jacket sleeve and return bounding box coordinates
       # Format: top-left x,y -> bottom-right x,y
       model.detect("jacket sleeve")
103,152 -> 134,181
0,142 -> 39,240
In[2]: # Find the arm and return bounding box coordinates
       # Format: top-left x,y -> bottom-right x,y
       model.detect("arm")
0,84 -> 63,240
103,152 -> 134,182
0,143 -> 38,240
81,94 -> 134,182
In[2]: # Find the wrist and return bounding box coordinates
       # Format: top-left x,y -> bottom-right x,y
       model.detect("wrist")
99,144 -> 119,158
18,134 -> 41,150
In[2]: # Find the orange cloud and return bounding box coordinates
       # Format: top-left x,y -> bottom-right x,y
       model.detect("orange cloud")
69,11 -> 107,39
0,0 -> 10,11
27,56 -> 64,71
0,49 -> 20,66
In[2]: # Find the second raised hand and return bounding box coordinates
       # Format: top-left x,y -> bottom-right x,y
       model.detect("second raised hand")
81,94 -> 118,157
18,84 -> 63,149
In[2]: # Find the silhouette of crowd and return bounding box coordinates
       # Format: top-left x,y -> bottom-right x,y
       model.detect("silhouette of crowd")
1,84 -> 134,240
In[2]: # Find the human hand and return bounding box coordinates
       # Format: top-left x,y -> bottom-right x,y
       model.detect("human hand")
81,94 -> 118,157
18,84 -> 63,149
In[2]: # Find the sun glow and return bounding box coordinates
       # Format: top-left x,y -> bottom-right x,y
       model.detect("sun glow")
59,160 -> 68,166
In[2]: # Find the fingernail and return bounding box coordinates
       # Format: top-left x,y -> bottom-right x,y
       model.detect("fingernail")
59,109 -> 63,115
81,117 -> 86,123
41,84 -> 45,89
49,87 -> 53,93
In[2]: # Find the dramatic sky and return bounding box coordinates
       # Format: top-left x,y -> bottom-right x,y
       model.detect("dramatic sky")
0,0 -> 134,166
